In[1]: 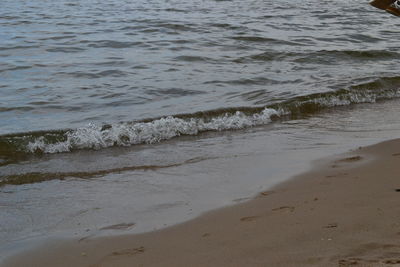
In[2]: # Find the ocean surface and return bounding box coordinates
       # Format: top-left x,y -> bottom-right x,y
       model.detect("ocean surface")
2,0 -> 400,259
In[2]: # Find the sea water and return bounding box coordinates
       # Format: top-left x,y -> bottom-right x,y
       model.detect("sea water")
1,0 -> 400,259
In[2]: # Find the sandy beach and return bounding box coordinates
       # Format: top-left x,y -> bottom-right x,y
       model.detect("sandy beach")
3,138 -> 400,267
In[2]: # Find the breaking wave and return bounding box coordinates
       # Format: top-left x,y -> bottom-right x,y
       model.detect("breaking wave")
27,108 -> 280,153
1,76 -> 400,162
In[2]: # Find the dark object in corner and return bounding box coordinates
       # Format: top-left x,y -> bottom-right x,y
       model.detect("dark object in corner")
370,0 -> 395,10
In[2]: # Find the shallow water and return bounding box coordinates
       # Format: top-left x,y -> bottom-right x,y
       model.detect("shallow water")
1,0 -> 400,260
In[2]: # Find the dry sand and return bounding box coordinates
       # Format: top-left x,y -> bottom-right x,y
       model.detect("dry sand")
4,139 -> 400,267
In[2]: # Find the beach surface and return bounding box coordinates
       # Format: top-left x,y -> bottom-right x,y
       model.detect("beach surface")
3,138 -> 400,267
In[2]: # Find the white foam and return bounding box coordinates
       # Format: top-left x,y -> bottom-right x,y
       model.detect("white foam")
27,108 -> 281,154
24,88 -> 400,154
302,89 -> 400,109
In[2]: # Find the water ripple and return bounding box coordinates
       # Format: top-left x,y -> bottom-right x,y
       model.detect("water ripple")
46,47 -> 86,53
1,0 -> 398,136
87,40 -> 143,49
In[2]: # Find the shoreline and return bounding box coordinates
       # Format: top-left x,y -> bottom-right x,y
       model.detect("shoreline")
3,138 -> 400,266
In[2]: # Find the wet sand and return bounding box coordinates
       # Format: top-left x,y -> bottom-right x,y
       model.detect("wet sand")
4,139 -> 400,267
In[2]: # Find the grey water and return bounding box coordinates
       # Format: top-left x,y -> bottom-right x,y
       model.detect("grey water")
1,0 -> 399,135
2,0 -> 400,260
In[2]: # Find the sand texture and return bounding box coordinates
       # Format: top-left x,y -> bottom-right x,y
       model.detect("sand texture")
4,139 -> 400,267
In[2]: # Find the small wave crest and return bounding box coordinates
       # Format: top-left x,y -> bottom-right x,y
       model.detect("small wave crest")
1,76 -> 400,159
23,108 -> 280,154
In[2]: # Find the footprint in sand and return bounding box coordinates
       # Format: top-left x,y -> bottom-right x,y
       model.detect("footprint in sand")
240,216 -> 259,222
338,258 -> 377,266
331,156 -> 362,169
111,246 -> 145,256
384,259 -> 400,264
340,243 -> 400,266
326,173 -> 348,178
337,156 -> 362,163
272,206 -> 295,213
323,223 -> 338,229
339,258 -> 400,266
258,191 -> 275,198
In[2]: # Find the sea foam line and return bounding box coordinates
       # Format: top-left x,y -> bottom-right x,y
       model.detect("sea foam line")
27,108 -> 281,153
20,84 -> 400,154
